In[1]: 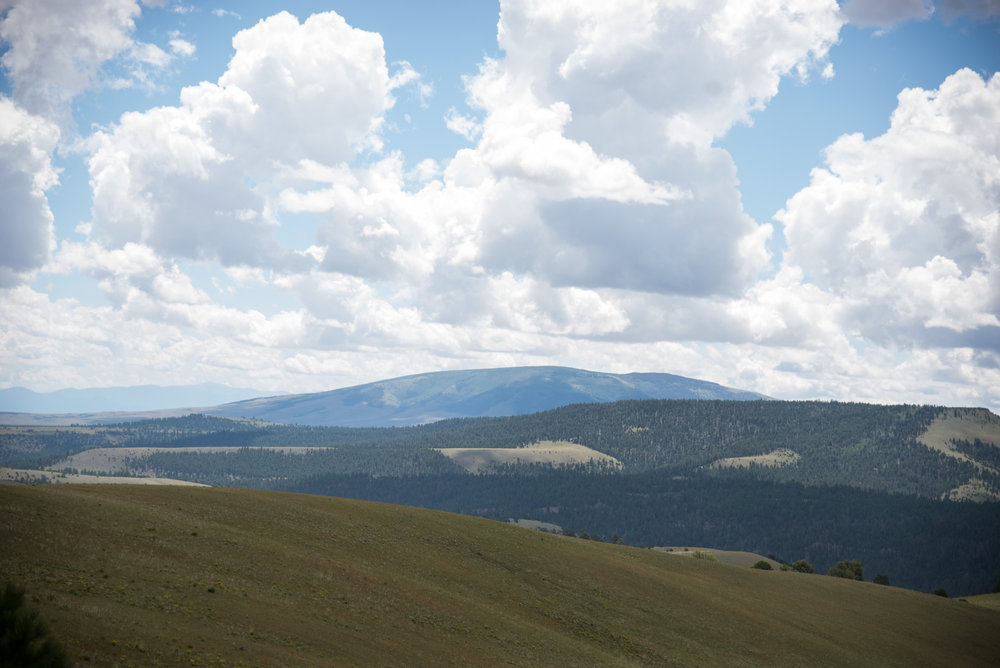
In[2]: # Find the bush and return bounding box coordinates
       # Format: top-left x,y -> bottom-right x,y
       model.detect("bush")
0,580 -> 69,667
933,588 -> 948,597
691,550 -> 717,561
873,574 -> 890,586
828,560 -> 864,581
751,560 -> 773,570
791,560 -> 815,574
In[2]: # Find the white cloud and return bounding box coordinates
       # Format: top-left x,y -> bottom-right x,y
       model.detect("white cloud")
86,10 -> 417,269
777,68 -> 1000,353
0,98 -> 60,287
218,11 -> 403,164
452,0 -> 842,296
6,1 -> 999,414
211,8 -> 241,20
0,0 -> 141,117
169,37 -> 196,57
131,41 -> 171,67
444,107 -> 482,141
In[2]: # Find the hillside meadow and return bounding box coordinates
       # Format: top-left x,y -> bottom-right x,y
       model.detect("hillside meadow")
2,484 -> 998,667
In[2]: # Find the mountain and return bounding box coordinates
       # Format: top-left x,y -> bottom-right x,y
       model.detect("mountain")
4,484 -> 998,666
0,383 -> 279,414
206,366 -> 768,426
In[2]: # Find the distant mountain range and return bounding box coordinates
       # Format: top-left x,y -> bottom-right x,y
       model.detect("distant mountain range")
0,367 -> 768,426
0,383 -> 278,415
205,366 -> 770,426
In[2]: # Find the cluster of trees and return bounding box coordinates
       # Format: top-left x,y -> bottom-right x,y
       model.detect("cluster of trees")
127,445 -> 462,486
753,558 -> 894,589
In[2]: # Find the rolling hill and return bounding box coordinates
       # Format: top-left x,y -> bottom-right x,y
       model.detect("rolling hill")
2,484 -> 999,666
204,366 -> 769,426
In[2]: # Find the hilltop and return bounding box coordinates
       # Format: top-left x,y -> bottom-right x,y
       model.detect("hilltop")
207,366 -> 770,426
2,484 -> 999,667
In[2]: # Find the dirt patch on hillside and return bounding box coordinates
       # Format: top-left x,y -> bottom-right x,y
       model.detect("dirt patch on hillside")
51,446 -> 329,475
918,409 -> 1000,466
437,441 -> 621,474
918,410 -> 1000,502
706,448 -> 800,470
0,467 -> 208,486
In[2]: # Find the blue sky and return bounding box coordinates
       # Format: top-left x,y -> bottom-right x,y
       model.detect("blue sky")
1,0 -> 999,411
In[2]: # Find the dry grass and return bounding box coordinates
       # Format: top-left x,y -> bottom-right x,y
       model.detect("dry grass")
0,467 -> 207,486
706,448 -> 800,470
653,547 -> 781,569
918,409 -> 1000,501
437,440 -> 621,473
2,484 -> 999,667
961,593 -> 1000,612
918,409 -> 1000,466
49,446 -> 327,475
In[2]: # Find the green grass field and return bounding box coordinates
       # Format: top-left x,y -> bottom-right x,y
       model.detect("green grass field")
2,484 -> 998,666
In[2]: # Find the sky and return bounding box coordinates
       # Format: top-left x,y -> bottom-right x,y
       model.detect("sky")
1,0 -> 999,411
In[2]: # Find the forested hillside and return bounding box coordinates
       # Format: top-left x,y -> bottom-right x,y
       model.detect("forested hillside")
11,400 -> 992,498
3,400 -> 999,595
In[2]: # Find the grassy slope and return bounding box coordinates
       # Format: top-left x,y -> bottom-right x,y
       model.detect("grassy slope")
919,409 -> 1000,451
2,485 -> 998,667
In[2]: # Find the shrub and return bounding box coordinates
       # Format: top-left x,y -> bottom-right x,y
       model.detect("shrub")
933,588 -> 948,597
691,551 -> 717,561
0,580 -> 69,667
828,560 -> 864,581
791,560 -> 815,574
751,560 -> 773,570
873,574 -> 890,586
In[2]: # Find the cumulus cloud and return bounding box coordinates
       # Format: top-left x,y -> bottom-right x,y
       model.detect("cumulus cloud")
777,68 -> 1000,353
7,1 -> 998,412
446,0 -> 842,297
0,98 -> 60,287
86,10 -> 418,269
0,0 -> 141,117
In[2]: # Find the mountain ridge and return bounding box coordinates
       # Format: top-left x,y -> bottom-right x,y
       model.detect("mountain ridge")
206,366 -> 769,426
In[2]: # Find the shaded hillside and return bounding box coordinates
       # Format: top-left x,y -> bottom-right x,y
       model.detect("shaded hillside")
285,470 -> 1000,596
205,366 -> 768,426
3,485 -> 999,667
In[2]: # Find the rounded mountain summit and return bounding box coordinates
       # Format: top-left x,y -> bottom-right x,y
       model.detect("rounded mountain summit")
206,366 -> 769,427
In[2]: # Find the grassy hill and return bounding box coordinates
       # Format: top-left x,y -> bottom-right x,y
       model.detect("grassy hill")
2,485 -> 999,667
